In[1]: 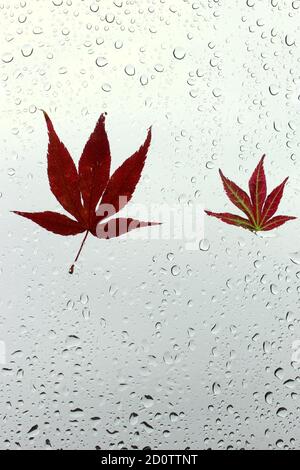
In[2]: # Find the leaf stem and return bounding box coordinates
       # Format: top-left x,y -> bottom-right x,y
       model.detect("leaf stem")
69,230 -> 89,274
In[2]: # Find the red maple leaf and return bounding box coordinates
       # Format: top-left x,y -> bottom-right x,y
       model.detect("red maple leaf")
14,111 -> 160,273
205,155 -> 296,232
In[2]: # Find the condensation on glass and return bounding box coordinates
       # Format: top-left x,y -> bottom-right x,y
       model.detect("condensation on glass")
0,0 -> 300,450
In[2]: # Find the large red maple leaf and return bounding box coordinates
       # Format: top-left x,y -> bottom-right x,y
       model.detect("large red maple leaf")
14,112 -> 159,273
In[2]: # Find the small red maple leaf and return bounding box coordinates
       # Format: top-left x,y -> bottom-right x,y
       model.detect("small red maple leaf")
14,111 -> 160,273
205,155 -> 296,232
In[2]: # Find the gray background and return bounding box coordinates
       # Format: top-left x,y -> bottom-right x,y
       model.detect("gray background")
1,0 -> 300,450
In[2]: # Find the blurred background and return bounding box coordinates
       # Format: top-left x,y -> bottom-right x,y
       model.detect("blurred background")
0,0 -> 300,450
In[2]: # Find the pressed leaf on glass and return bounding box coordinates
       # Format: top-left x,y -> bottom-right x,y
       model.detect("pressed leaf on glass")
14,111 -> 160,273
205,156 -> 296,232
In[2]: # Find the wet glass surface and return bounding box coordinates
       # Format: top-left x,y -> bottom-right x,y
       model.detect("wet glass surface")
0,0 -> 300,450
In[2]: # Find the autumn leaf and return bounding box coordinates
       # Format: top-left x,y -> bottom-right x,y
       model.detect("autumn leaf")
205,156 -> 296,232
14,111 -> 160,273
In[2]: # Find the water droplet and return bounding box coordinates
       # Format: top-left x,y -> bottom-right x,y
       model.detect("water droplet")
212,382 -> 221,395
1,53 -> 13,63
199,239 -> 210,251
173,48 -> 186,60
276,407 -> 287,418
269,84 -> 280,96
171,265 -> 180,276
270,284 -> 278,295
96,57 -> 108,67
102,83 -> 111,92
140,74 -> 148,86
80,294 -> 89,305
21,45 -> 33,57
129,413 -> 138,425
265,392 -> 273,404
141,395 -> 154,408
154,64 -> 164,72
124,65 -> 135,76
